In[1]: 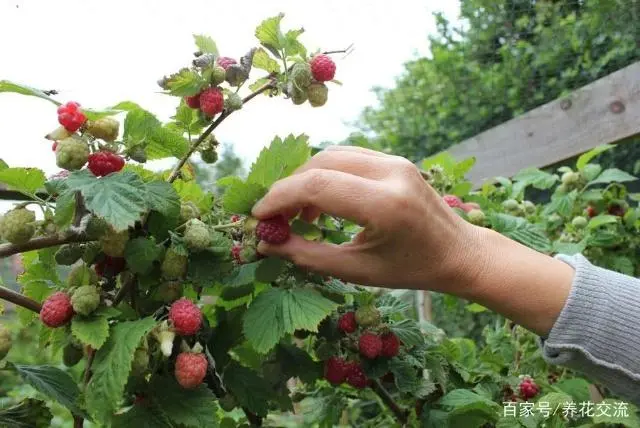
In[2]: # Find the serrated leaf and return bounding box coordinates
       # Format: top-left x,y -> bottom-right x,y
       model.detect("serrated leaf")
221,262 -> 262,287
65,170 -> 148,231
465,303 -> 487,313
149,375 -> 219,428
543,191 -> 577,217
0,167 -> 46,196
452,157 -> 476,179
255,257 -> 286,282
0,80 -> 60,105
554,378 -> 591,403
576,144 -> 615,170
147,126 -> 190,160
81,108 -> 121,121
0,398 -> 53,428
224,361 -> 273,416
490,214 -> 551,253
173,179 -> 214,212
247,134 -> 311,188
389,319 -> 424,347
589,168 -> 637,185
255,13 -> 285,53
112,402 -> 174,428
283,28 -> 306,56
450,181 -> 473,197
53,190 -> 76,228
124,237 -> 162,275
123,107 -> 161,147
85,317 -> 157,421
193,34 -> 218,55
11,364 -> 85,417
552,240 -> 586,255
188,252 -> 233,285
17,250 -> 58,324
276,344 -> 322,384
592,398 -> 640,427
422,151 -> 457,173
144,181 -> 180,219
71,313 -> 110,349
243,287 -> 338,353
389,358 -> 420,393
166,69 -> 208,97
512,167 -> 557,189
587,214 -> 619,229
252,48 -> 281,73
221,180 -> 267,214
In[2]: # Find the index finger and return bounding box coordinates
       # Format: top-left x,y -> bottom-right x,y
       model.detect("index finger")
251,168 -> 382,226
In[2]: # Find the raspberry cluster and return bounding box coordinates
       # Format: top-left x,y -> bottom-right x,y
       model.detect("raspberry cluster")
324,357 -> 369,389
285,53 -> 337,107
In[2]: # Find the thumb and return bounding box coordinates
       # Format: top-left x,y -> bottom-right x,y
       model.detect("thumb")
257,234 -> 371,284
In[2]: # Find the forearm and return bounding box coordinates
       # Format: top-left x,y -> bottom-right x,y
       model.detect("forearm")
452,226 -> 575,337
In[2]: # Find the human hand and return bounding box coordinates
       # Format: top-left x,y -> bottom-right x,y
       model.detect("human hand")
251,145 -> 484,292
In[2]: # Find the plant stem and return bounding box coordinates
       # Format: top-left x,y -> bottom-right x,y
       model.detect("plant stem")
73,348 -> 96,428
0,233 -> 92,258
211,220 -> 243,231
370,380 -> 409,425
112,275 -> 136,306
0,285 -> 41,313
166,79 -> 277,184
242,407 -> 263,427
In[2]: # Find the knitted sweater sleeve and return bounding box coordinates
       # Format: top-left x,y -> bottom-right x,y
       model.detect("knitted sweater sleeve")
540,253 -> 640,405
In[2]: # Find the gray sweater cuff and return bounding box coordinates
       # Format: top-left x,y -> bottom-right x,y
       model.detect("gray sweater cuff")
541,253 -> 640,404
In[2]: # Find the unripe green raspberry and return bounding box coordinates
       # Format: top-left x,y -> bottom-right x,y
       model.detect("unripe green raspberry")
200,148 -> 218,164
522,200 -> 536,215
155,281 -> 183,303
561,171 -> 580,186
100,228 -> 129,257
55,136 -> 89,171
71,285 -> 101,315
128,146 -> 147,163
67,263 -> 99,288
572,216 -> 588,229
355,305 -> 381,327
85,216 -> 110,240
225,64 -> 248,87
288,83 -> 308,105
180,201 -> 201,223
210,66 -> 226,85
502,199 -> 520,211
161,246 -> 188,280
86,117 -> 120,142
290,62 -> 312,90
82,242 -> 102,264
55,244 -> 84,265
239,246 -> 258,263
1,208 -> 36,244
307,83 -> 328,107
467,209 -> 486,225
62,343 -> 84,366
0,324 -> 12,360
184,219 -> 211,251
225,93 -> 243,112
131,347 -> 149,376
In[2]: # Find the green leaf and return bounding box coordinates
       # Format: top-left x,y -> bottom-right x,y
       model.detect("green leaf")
124,237 -> 162,275
166,68 -> 208,97
283,28 -> 306,56
554,378 -> 591,403
193,34 -> 219,55
276,344 -> 322,384
224,361 -> 273,416
490,214 -> 551,253
54,190 -> 76,227
65,170 -> 148,231
576,144 -> 615,170
452,157 -> 476,179
143,181 -> 180,220
450,181 -> 473,197
123,107 -> 161,146
221,262 -> 262,287
552,240 -> 586,256
85,317 -> 157,421
254,257 -> 286,283
589,168 -> 637,185
0,398 -> 53,428
247,134 -> 311,188
149,375 -> 219,428
0,80 -> 61,105
439,389 -> 500,425
221,180 -> 267,214
422,151 -> 456,173
592,399 -> 640,427
543,191 -> 577,218
465,303 -> 488,313
112,403 -> 174,428
81,108 -> 122,121
0,167 -> 46,196
71,313 -> 110,350
389,358 -> 420,393
17,250 -> 58,324
587,214 -> 619,229
252,48 -> 281,73
512,167 -> 557,189
11,364 -> 85,417
147,126 -> 190,160
389,319 -> 424,348
243,287 -> 338,353
255,13 -> 285,53
173,179 -> 214,212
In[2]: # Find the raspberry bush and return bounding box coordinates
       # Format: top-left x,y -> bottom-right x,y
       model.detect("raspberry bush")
0,13 -> 639,428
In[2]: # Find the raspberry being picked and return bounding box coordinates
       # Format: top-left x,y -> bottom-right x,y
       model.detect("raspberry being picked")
337,311 -> 357,334
256,215 -> 290,244
175,352 -> 208,389
57,101 -> 86,132
324,356 -> 349,385
309,54 -> 336,82
169,298 -> 202,336
40,292 -> 74,328
88,151 -> 125,177
379,332 -> 401,358
199,87 -> 224,117
359,332 -> 383,359
442,194 -> 463,209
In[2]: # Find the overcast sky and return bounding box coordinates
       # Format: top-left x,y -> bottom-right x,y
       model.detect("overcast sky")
0,0 -> 459,187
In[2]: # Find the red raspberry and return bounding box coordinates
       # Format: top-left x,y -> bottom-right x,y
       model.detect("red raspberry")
358,332 -> 383,359
608,204 -> 626,217
231,243 -> 242,263
184,93 -> 201,109
57,101 -> 86,132
380,332 -> 401,358
94,256 -> 126,277
518,377 -> 539,400
40,292 -> 74,328
175,352 -> 208,389
345,362 -> 368,389
324,356 -> 349,385
443,194 -> 463,209
216,56 -> 237,70
169,298 -> 202,336
309,54 -> 336,82
230,214 -> 241,223
199,87 -> 224,117
87,152 -> 125,177
256,215 -> 290,244
338,311 -> 357,334
460,202 -> 480,213
586,206 -> 597,218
